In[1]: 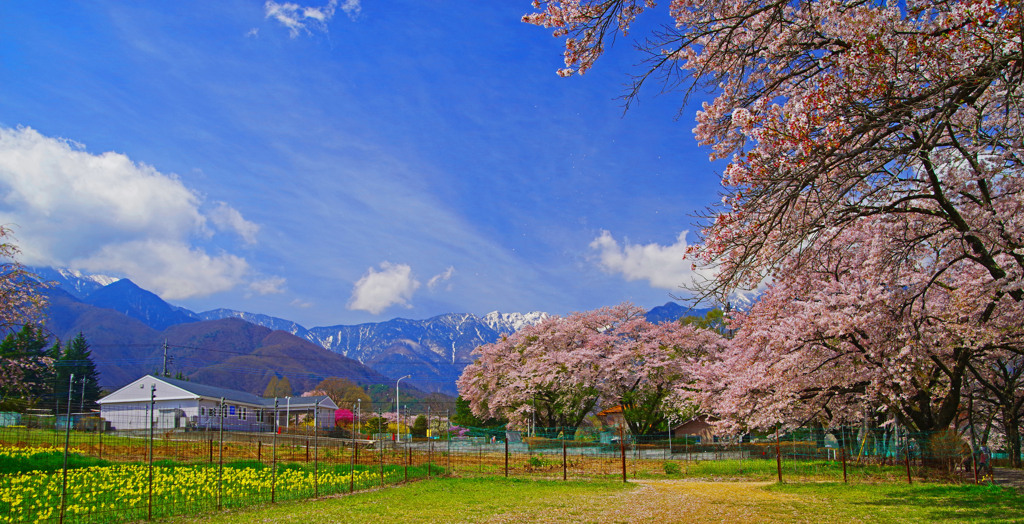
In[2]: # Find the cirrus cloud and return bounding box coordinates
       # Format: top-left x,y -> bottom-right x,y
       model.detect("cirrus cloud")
264,0 -> 360,38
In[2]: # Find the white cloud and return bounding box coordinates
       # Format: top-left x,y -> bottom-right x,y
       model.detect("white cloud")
245,28 -> 260,38
248,276 -> 287,295
209,201 -> 259,244
264,0 -> 359,38
73,240 -> 249,300
347,262 -> 420,315
427,266 -> 455,290
0,125 -> 261,299
589,230 -> 714,290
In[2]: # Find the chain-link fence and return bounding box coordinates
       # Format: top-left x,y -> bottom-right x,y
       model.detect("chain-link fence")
0,407 -> 1016,524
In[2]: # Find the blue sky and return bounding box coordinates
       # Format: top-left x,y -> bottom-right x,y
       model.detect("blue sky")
0,1 -> 724,327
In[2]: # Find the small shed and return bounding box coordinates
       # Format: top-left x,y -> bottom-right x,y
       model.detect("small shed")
596,405 -> 626,428
671,415 -> 718,443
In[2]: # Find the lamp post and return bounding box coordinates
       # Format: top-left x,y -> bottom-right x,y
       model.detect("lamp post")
396,375 -> 410,441
356,398 -> 361,436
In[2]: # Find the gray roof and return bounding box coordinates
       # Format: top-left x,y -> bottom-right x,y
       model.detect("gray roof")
156,376 -> 336,409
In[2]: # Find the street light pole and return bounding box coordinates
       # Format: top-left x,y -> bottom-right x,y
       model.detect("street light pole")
396,375 -> 411,441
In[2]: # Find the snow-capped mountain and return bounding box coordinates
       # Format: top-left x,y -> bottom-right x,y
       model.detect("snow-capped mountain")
32,266 -> 120,299
482,311 -> 549,334
195,309 -> 549,395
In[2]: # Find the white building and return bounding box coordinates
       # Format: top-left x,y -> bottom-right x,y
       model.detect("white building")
98,375 -> 337,431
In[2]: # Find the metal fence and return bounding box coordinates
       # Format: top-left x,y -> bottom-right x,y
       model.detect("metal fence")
0,411 -> 1014,524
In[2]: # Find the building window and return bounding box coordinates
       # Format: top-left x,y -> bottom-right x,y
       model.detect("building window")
240,407 -> 247,421
200,407 -> 206,416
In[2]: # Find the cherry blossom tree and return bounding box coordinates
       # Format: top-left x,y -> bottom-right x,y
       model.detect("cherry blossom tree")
0,227 -> 50,410
0,226 -> 47,331
591,309 -> 726,435
458,303 -> 725,435
696,215 -> 1024,445
966,351 -> 1024,467
525,0 -> 1023,308
458,309 -> 610,434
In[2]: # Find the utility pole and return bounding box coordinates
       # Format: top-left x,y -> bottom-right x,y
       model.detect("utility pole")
162,340 -> 169,377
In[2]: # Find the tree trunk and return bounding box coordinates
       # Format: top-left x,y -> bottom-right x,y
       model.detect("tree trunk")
1003,406 -> 1021,468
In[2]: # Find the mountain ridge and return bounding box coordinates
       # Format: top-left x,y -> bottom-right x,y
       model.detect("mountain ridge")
37,266 -> 713,396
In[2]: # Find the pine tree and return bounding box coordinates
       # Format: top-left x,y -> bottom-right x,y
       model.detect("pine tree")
54,333 -> 101,413
275,376 -> 292,397
263,376 -> 292,398
0,324 -> 54,411
263,376 -> 280,398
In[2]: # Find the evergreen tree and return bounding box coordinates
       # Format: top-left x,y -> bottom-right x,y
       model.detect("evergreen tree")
263,375 -> 292,398
263,376 -> 279,398
54,333 -> 101,413
0,324 -> 54,411
412,414 -> 428,437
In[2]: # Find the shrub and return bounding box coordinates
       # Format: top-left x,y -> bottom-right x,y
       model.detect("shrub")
663,461 -> 681,475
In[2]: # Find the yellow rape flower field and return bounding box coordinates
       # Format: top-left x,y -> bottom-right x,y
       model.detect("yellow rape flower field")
0,445 -> 395,523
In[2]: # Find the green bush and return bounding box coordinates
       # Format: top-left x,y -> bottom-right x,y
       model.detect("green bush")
663,461 -> 681,475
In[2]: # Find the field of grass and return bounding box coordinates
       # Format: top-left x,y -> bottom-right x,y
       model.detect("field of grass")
162,477 -> 1024,524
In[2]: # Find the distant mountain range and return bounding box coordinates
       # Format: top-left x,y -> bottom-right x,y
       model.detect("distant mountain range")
34,266 -> 712,397
41,287 -> 394,397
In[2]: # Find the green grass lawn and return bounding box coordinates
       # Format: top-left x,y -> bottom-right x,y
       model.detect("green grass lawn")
765,482 -> 1024,523
160,476 -> 1024,524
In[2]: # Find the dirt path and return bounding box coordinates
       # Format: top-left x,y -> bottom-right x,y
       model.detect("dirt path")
572,480 -> 809,524
994,467 -> 1024,491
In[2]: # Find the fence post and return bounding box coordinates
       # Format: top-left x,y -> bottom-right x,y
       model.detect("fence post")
379,418 -> 384,488
504,437 -> 509,478
59,373 -> 75,524
218,397 -> 225,510
314,399 -> 320,498
148,384 -> 156,521
405,445 -> 409,482
562,437 -> 567,481
620,425 -> 627,483
351,401 -> 357,493
841,432 -> 848,484
904,429 -> 912,485
446,409 -> 450,474
776,425 -> 783,484
272,398 -> 278,504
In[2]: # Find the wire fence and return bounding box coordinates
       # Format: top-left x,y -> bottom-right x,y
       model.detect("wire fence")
442,424 -> 1003,485
0,412 -> 443,524
0,410 -> 1015,523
